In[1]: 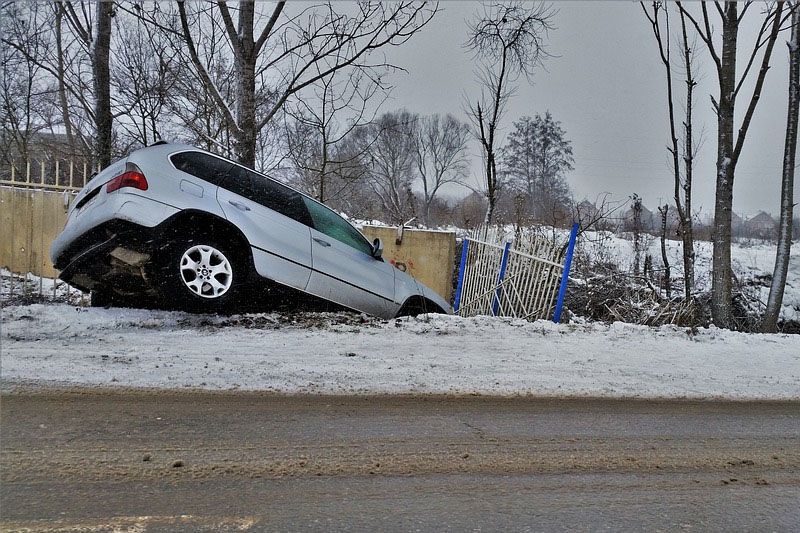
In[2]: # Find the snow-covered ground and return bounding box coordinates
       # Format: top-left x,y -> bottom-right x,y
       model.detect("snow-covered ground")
2,304 -> 798,400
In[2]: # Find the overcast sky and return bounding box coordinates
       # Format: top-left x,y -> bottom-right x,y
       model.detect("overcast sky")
382,1 -> 797,219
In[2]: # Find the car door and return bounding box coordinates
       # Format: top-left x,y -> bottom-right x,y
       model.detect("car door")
217,165 -> 313,291
301,197 -> 398,318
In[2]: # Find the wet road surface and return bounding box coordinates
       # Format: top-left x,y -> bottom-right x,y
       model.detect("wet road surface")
1,392 -> 799,531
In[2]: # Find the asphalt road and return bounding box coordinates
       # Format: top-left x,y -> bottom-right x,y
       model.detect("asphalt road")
1,392 -> 799,532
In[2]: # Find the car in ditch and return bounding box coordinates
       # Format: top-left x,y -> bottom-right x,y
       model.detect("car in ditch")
50,142 -> 452,318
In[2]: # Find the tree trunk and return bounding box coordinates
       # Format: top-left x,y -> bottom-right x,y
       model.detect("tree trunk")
234,1 -> 258,168
632,194 -> 643,276
711,2 -> 738,328
93,0 -> 114,168
679,9 -> 696,302
484,151 -> 497,225
54,4 -> 75,155
762,4 -> 800,333
659,205 -> 671,299
319,128 -> 329,203
235,59 -> 257,168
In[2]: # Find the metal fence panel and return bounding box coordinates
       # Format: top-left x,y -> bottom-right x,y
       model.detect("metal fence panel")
455,226 -> 572,322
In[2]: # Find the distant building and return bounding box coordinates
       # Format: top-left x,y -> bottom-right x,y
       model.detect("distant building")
623,203 -> 656,232
743,211 -> 777,239
575,199 -> 600,222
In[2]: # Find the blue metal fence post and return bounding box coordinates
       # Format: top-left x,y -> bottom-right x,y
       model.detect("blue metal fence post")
553,223 -> 579,323
453,239 -> 469,312
492,241 -> 512,316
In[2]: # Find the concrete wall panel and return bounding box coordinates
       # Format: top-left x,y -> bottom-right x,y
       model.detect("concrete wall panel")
361,226 -> 456,303
1,187 -> 72,278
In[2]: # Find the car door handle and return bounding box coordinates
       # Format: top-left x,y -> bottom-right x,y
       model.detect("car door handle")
228,200 -> 251,211
313,237 -> 331,247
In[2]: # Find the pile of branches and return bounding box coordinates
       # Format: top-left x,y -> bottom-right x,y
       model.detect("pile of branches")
565,271 -> 800,333
565,273 -> 703,328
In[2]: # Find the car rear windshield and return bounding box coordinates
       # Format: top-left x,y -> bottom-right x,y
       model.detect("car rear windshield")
170,151 -> 233,188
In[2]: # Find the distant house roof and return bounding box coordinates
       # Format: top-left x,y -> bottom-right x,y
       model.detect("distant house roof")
744,211 -> 776,230
576,199 -> 600,217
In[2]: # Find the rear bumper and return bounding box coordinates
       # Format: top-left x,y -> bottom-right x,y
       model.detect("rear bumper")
53,219 -> 163,292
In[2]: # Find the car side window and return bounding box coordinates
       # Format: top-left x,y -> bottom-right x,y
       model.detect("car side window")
301,197 -> 373,256
228,165 -> 313,227
170,151 -> 233,187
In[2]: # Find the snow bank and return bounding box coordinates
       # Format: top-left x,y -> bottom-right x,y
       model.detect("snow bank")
2,304 -> 798,400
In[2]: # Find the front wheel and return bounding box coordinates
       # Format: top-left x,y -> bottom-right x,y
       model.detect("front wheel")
155,238 -> 242,311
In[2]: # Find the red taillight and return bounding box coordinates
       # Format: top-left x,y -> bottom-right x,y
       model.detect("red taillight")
106,164 -> 148,193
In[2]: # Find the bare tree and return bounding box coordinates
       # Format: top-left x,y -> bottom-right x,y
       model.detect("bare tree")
412,113 -> 470,225
0,3 -> 49,164
642,2 -> 699,302
678,1 -> 790,328
160,8 -> 238,158
285,66 -> 386,204
93,0 -> 113,167
465,1 -> 555,224
355,110 -> 419,224
2,1 -> 120,165
112,11 -> 176,149
762,2 -> 800,333
166,1 -> 435,169
51,1 -> 93,159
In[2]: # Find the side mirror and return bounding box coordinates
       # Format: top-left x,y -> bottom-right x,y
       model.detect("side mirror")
371,238 -> 384,259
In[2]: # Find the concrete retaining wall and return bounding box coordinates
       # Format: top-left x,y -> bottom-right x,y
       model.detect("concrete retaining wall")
361,225 -> 456,303
1,186 -> 73,278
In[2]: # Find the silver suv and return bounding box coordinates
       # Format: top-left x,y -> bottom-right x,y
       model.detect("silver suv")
51,142 -> 452,318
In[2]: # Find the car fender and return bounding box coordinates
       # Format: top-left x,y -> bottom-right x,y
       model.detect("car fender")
393,269 -> 453,314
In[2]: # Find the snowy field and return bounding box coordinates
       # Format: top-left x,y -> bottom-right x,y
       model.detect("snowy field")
2,303 -> 798,400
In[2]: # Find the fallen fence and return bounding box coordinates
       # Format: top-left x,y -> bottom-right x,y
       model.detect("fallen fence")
454,224 -> 579,322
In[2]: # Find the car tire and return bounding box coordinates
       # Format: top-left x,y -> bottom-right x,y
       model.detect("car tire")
396,297 -> 445,317
154,237 -> 243,312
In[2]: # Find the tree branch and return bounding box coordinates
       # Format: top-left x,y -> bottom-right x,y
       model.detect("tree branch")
255,1 -> 286,54
732,1 -> 785,164
177,0 -> 240,136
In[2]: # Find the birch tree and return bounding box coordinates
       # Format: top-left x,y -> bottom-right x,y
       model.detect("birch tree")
762,2 -> 800,333
678,1 -> 790,328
